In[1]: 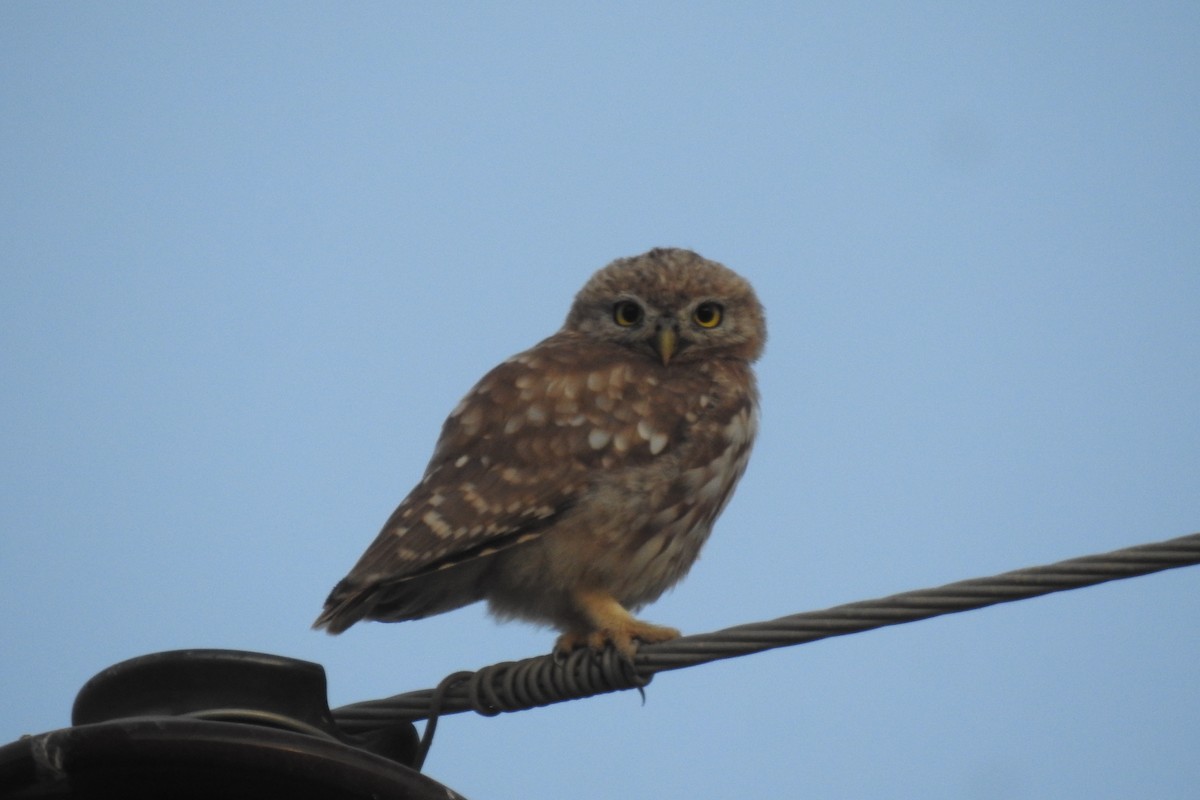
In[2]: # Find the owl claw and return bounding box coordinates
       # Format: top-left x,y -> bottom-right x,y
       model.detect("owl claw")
553,620 -> 681,660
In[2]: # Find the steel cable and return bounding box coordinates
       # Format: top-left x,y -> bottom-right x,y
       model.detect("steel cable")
332,531 -> 1200,732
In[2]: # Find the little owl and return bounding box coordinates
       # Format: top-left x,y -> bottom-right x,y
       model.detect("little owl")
315,248 -> 765,656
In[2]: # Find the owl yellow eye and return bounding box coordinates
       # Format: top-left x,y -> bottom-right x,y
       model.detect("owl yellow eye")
613,300 -> 644,327
693,302 -> 723,328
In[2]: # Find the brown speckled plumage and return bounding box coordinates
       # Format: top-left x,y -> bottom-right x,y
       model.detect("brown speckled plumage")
314,248 -> 765,655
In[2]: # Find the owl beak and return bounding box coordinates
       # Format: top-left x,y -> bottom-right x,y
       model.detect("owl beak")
653,323 -> 678,366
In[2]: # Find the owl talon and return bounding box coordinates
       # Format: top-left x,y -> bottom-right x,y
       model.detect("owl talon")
551,635 -> 579,663
553,620 -> 681,660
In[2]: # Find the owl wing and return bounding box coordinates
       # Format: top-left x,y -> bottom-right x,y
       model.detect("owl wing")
314,337 -> 680,631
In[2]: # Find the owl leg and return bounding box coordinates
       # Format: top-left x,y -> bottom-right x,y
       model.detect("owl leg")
554,589 -> 680,659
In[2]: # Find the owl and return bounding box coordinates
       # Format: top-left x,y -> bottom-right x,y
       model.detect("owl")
314,248 -> 765,657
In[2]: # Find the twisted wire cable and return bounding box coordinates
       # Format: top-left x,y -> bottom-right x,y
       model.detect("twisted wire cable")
332,531 -> 1200,732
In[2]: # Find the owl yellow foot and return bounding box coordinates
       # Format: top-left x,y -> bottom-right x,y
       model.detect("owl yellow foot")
554,620 -> 681,659
555,590 -> 681,658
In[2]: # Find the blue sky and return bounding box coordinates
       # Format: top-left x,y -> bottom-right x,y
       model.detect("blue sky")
3,3 -> 1198,797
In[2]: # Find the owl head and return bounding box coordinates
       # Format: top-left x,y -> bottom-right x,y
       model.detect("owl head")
563,248 -> 766,366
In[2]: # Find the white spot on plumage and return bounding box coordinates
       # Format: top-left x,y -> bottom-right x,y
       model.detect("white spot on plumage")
724,406 -> 758,447
697,473 -> 726,500
455,455 -> 470,468
588,429 -> 611,449
459,405 -> 483,436
461,483 -> 491,513
651,505 -> 684,528
628,534 -> 668,578
632,420 -> 669,455
681,461 -> 716,491
422,510 -> 452,538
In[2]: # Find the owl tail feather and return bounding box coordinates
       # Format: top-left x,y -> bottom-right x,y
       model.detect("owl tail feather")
312,580 -> 377,635
313,570 -> 475,634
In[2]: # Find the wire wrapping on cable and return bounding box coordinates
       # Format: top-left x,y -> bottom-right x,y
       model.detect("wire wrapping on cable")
332,531 -> 1200,734
334,641 -> 648,734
